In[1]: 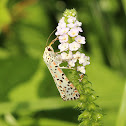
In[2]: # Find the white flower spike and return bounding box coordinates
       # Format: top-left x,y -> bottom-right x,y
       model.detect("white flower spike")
55,9 -> 90,74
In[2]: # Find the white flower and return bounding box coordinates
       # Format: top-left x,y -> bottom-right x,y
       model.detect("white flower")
77,66 -> 86,74
79,53 -> 85,64
59,17 -> 65,23
59,34 -> 68,43
55,31 -> 60,36
57,22 -> 66,29
67,23 -> 76,28
68,59 -> 77,67
58,43 -> 69,52
68,28 -> 79,37
75,20 -> 82,26
77,27 -> 83,32
61,51 -> 72,60
73,51 -> 81,59
83,56 -> 90,66
67,16 -> 76,23
75,35 -> 86,44
78,54 -> 90,66
56,54 -> 62,65
55,27 -> 69,36
59,27 -> 69,35
69,42 -> 81,51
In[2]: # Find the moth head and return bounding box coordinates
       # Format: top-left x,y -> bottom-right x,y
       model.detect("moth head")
45,46 -> 54,52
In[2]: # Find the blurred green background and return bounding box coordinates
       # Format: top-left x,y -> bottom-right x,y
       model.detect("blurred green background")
0,0 -> 125,126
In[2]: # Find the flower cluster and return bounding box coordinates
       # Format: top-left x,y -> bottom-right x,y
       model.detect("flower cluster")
55,9 -> 90,74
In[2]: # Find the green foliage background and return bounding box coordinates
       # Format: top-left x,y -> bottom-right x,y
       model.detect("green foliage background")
0,0 -> 125,126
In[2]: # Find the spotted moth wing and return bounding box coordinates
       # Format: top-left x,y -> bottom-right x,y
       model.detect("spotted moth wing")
48,61 -> 80,101
43,46 -> 80,101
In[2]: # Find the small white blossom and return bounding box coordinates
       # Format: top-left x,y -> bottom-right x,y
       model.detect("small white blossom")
79,53 -> 85,64
61,51 -> 72,60
77,27 -> 83,32
55,31 -> 60,36
59,17 -> 65,23
58,43 -> 69,52
69,42 -> 81,51
67,23 -> 76,28
77,66 -> 86,74
57,22 -> 66,29
73,51 -> 81,59
59,34 -> 68,43
59,27 -> 69,35
68,59 -> 77,67
75,20 -> 82,26
83,56 -> 90,66
56,54 -> 62,65
67,16 -> 76,23
55,27 -> 69,36
75,35 -> 86,44
68,28 -> 79,37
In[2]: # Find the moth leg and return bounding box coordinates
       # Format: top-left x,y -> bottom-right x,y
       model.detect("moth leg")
55,51 -> 61,54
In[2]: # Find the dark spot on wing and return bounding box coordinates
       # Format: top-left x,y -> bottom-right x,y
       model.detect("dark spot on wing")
62,74 -> 64,76
62,95 -> 65,98
60,80 -> 63,82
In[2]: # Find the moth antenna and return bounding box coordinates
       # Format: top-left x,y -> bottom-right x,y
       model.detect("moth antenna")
49,36 -> 59,47
46,29 -> 57,47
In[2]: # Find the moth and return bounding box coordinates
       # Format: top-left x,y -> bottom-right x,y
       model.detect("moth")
43,43 -> 80,101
